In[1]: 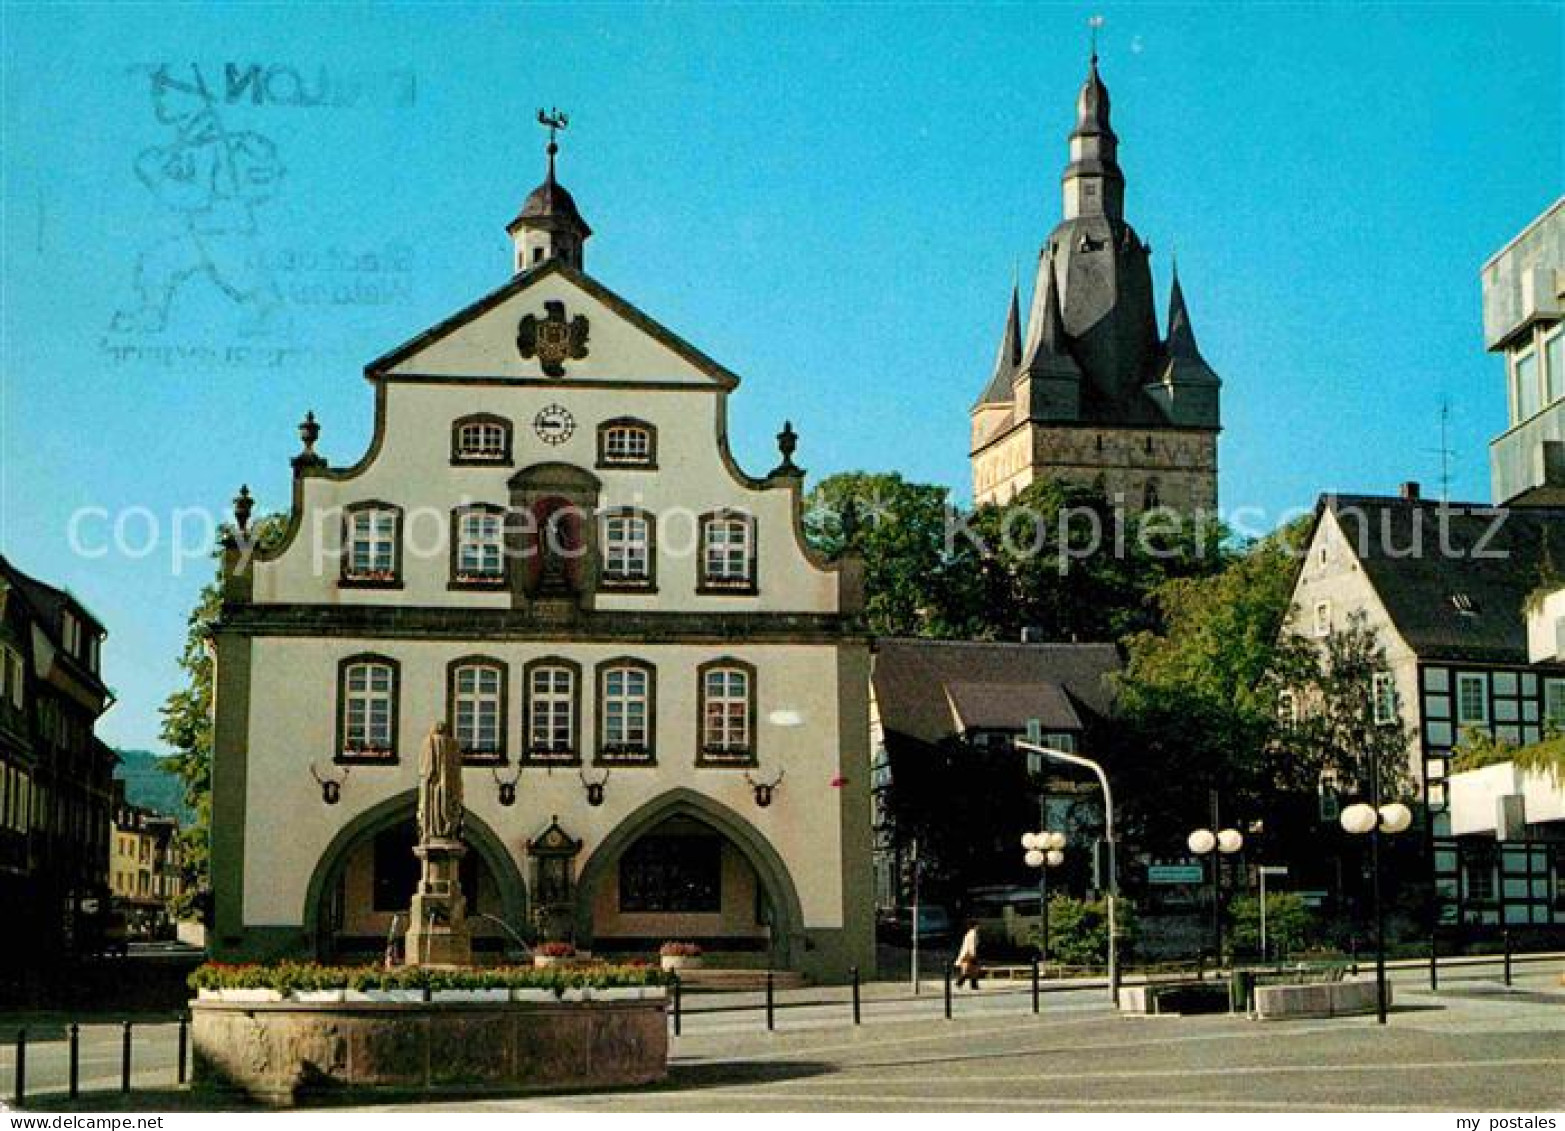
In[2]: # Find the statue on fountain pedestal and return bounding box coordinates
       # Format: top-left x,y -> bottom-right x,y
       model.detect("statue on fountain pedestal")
406,722 -> 473,967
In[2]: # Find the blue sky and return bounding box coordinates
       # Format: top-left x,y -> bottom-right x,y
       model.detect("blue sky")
1,2 -> 1560,752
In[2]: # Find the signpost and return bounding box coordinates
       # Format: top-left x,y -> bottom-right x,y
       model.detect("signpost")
1258,865 -> 1290,961
1148,865 -> 1204,885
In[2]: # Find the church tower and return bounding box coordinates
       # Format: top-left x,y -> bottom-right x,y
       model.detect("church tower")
970,52 -> 1221,513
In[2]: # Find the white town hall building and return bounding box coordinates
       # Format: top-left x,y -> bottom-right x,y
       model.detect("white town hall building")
208,126 -> 873,980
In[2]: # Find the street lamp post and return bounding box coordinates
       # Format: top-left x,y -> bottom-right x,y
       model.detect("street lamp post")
1187,825 -> 1243,967
1340,781 -> 1412,1025
1022,831 -> 1066,963
1014,739 -> 1119,1004
1257,865 -> 1290,963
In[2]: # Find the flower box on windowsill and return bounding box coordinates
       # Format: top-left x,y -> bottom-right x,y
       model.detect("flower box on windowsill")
526,747 -> 578,765
598,745 -> 653,765
698,577 -> 757,595
698,746 -> 754,767
453,572 -> 506,587
340,746 -> 393,762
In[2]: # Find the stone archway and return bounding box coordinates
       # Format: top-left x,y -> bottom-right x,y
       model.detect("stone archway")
302,790 -> 528,960
572,788 -> 806,969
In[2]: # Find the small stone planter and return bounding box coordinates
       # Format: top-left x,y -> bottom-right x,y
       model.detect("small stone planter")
210,988 -> 284,1003
534,953 -> 576,969
294,989 -> 346,1003
660,954 -> 703,972
511,987 -> 559,1004
431,988 -> 511,1003
345,989 -> 426,1003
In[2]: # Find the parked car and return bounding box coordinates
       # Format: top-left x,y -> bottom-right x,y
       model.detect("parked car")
882,905 -> 953,944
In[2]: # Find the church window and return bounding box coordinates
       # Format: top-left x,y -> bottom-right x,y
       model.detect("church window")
449,658 -> 507,762
602,509 -> 654,588
1142,479 -> 1160,510
338,655 -> 398,762
597,659 -> 654,764
342,503 -> 402,585
524,659 -> 579,764
597,419 -> 657,468
699,511 -> 756,593
452,505 -> 506,585
698,659 -> 755,765
451,415 -> 512,464
1313,601 -> 1332,638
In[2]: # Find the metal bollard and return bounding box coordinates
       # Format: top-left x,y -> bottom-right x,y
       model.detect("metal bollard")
1349,936 -> 1358,977
13,1028 -> 24,1107
69,1023 -> 80,1099
1503,930 -> 1513,987
671,974 -> 682,1036
943,967 -> 952,1020
850,966 -> 861,1025
1031,957 -> 1040,1014
765,970 -> 775,1032
121,1021 -> 132,1093
177,1014 -> 189,1084
1429,936 -> 1439,991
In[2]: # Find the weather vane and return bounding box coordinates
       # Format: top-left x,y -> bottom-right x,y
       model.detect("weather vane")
1088,14 -> 1104,59
537,107 -> 569,155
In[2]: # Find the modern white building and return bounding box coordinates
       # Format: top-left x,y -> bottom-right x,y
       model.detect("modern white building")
208,130 -> 873,980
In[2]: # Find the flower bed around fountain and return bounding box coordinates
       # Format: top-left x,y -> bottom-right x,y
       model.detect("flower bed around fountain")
189,962 -> 670,1104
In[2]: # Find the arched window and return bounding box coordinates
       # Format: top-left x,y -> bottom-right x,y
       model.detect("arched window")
596,659 -> 656,765
601,508 -> 655,590
450,505 -> 507,587
337,655 -> 399,762
697,658 -> 756,766
451,414 -> 513,465
597,418 -> 657,468
698,510 -> 757,594
523,658 -> 580,765
1142,479 -> 1161,510
341,502 -> 403,586
448,657 -> 508,763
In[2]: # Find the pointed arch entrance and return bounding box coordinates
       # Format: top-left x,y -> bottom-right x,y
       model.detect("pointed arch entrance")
302,790 -> 528,961
572,788 -> 806,969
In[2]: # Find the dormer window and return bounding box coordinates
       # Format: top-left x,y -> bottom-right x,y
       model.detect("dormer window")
451,415 -> 513,465
342,502 -> 403,586
597,418 -> 657,469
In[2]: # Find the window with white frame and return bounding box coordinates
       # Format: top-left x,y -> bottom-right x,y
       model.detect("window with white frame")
600,663 -> 652,761
1372,672 -> 1398,726
1545,678 -> 1565,732
701,513 -> 754,591
453,417 -> 510,463
700,663 -> 753,762
1313,600 -> 1332,638
600,422 -> 655,467
451,661 -> 505,760
454,508 -> 505,582
1514,346 -> 1541,423
526,662 -> 577,762
345,506 -> 399,582
340,658 -> 396,759
1545,326 -> 1563,406
1455,673 -> 1489,727
603,512 -> 652,586
1277,690 -> 1299,725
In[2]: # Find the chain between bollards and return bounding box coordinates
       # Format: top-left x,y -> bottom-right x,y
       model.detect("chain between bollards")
1031,957 -> 1040,1014
765,970 -> 775,1032
671,973 -> 682,1036
943,966 -> 952,1020
178,1013 -> 189,1085
121,1021 -> 132,1094
12,1027 -> 24,1107
850,966 -> 861,1025
69,1023 -> 80,1099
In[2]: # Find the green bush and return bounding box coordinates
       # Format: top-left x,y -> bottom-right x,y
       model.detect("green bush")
1227,893 -> 1315,959
189,961 -> 667,993
1029,895 -> 1137,965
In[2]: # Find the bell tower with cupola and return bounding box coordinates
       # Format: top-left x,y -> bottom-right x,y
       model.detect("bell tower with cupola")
507,109 -> 593,274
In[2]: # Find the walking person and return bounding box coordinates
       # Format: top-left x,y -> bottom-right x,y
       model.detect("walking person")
953,921 -> 982,990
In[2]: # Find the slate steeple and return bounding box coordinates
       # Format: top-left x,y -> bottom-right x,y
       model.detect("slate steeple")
1146,261 -> 1221,426
1062,52 -> 1125,222
977,284 -> 1023,406
1015,251 -> 1082,420
508,109 -> 592,274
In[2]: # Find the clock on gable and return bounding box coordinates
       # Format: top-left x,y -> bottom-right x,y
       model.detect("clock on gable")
533,405 -> 575,446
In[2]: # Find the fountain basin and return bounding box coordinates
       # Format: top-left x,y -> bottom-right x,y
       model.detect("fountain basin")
191,996 -> 668,1105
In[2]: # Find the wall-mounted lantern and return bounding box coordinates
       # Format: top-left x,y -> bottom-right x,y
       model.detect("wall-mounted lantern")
309,763 -> 349,805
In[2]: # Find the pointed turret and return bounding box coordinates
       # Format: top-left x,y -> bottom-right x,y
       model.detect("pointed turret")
1145,262 -> 1222,427
976,284 -> 1023,405
1015,251 -> 1082,420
